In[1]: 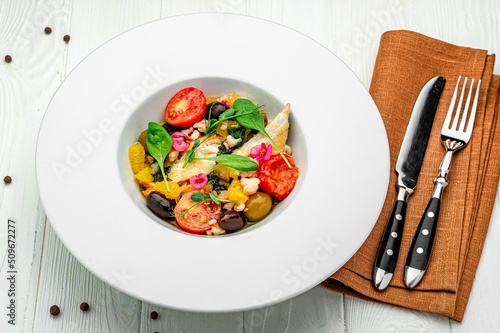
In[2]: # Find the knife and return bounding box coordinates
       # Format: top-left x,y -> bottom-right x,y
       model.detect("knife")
373,76 -> 445,290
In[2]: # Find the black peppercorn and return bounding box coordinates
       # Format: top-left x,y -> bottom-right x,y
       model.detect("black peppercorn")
50,305 -> 60,316
80,302 -> 90,311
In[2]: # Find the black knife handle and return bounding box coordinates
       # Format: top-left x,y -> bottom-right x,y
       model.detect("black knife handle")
406,197 -> 440,271
375,200 -> 407,273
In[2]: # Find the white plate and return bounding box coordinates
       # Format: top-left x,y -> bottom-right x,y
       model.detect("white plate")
36,13 -> 389,312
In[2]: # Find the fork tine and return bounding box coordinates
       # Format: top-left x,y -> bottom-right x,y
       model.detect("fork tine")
443,76 -> 461,130
451,77 -> 468,130
465,79 -> 482,135
458,79 -> 475,132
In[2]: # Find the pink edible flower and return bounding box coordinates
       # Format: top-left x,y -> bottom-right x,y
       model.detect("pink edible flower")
190,173 -> 208,189
171,132 -> 190,151
250,143 -> 272,161
221,100 -> 230,108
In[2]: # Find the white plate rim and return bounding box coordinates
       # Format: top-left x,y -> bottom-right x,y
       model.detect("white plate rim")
35,13 -> 390,312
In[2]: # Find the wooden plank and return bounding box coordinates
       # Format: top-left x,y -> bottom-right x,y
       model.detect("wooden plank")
32,1 -> 161,332
160,0 -> 247,17
332,0 -> 406,86
140,304 -> 244,333
0,0 -> 71,332
65,0 -> 162,71
345,296 -> 449,333
33,224 -> 142,333
244,286 -> 345,333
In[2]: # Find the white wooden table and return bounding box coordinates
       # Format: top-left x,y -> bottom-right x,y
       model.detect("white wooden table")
1,1 -> 499,332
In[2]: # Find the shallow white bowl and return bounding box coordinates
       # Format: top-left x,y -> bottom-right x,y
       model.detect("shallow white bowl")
36,13 -> 389,312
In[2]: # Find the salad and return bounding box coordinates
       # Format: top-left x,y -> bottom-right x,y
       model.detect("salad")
128,87 -> 299,235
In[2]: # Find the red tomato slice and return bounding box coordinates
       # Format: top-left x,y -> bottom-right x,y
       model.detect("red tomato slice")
258,154 -> 299,201
174,190 -> 221,234
165,87 -> 206,127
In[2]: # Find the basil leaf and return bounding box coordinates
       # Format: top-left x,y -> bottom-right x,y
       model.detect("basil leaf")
190,193 -> 207,202
146,122 -> 173,190
195,154 -> 258,171
209,192 -> 220,204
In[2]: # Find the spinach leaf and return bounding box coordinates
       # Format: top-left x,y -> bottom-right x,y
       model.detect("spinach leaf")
194,154 -> 258,171
233,99 -> 265,131
146,122 -> 173,191
233,99 -> 292,168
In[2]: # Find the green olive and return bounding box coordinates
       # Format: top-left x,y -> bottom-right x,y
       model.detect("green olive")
139,129 -> 148,153
244,192 -> 272,222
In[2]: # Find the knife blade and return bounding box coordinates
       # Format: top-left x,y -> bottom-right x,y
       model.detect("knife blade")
373,76 -> 445,290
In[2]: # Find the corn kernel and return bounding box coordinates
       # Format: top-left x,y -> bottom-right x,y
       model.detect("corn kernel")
129,142 -> 148,174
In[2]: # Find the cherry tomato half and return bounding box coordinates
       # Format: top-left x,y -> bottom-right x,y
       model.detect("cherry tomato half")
258,154 -> 299,201
174,190 -> 221,234
165,87 -> 206,127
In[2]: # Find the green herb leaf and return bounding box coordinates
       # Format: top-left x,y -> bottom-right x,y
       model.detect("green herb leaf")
190,192 -> 207,202
182,137 -> 209,168
206,119 -> 218,135
233,99 -> 292,168
194,154 -> 258,171
219,108 -> 235,120
146,122 -> 173,191
192,139 -> 201,150
209,192 -> 220,204
233,99 -> 265,131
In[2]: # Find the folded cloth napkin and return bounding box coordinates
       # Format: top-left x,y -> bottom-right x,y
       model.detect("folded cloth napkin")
321,30 -> 500,322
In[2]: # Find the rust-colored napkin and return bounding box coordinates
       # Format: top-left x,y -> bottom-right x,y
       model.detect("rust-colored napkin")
322,30 -> 500,322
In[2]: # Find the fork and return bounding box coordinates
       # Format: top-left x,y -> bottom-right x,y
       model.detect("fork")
404,76 -> 482,288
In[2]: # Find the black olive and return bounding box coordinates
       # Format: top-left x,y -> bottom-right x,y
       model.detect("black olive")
219,210 -> 246,232
146,191 -> 175,221
206,102 -> 228,120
